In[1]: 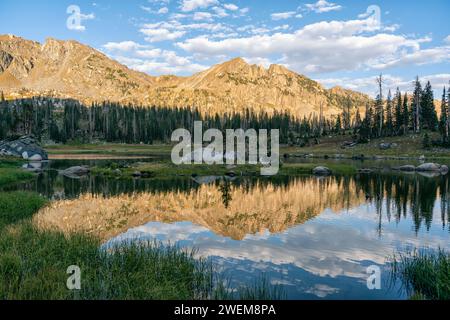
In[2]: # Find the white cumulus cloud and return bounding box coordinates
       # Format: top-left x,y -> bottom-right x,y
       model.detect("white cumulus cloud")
177,17 -> 434,74
158,7 -> 169,14
305,0 -> 342,13
318,73 -> 450,97
180,0 -> 218,12
193,11 -> 214,21
103,41 -> 147,51
224,3 -> 239,11
102,41 -> 208,75
140,28 -> 186,42
271,11 -> 297,21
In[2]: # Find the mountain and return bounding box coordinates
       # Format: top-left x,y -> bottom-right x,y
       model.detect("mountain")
0,34 -> 155,104
0,35 -> 371,118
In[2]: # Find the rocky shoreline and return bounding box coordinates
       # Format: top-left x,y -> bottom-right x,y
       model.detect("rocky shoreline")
0,136 -> 48,161
283,152 -> 449,162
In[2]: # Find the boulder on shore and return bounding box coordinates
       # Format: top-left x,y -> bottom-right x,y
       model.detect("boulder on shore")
312,166 -> 332,176
379,143 -> 392,150
341,141 -> 357,149
0,135 -> 48,161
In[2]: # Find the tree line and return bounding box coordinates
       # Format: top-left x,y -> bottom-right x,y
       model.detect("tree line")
355,76 -> 450,146
0,95 -> 321,144
1,75 -> 449,147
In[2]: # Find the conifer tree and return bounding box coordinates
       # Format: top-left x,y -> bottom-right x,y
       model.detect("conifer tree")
421,81 -> 438,131
402,92 -> 409,134
354,110 -> 362,135
359,103 -> 375,142
394,87 -> 403,134
412,77 -> 422,133
334,115 -> 342,134
385,89 -> 394,136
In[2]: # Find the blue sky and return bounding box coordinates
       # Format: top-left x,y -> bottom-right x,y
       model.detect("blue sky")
0,0 -> 449,96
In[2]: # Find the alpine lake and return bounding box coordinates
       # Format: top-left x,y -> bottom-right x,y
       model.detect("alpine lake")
6,154 -> 450,300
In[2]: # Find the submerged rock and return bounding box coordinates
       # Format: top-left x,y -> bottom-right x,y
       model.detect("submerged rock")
192,176 -> 221,185
0,135 -> 48,161
140,171 -> 155,178
61,166 -> 90,179
417,171 -> 442,178
352,154 -> 365,160
312,166 -> 332,176
398,165 -> 416,172
225,171 -> 237,177
132,171 -> 142,177
416,163 -> 442,172
395,163 -> 448,176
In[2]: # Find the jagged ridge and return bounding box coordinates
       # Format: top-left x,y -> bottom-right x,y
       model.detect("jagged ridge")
0,35 -> 371,118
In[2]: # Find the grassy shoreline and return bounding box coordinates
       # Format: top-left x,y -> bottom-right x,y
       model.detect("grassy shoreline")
92,161 -> 358,179
0,193 -> 213,299
0,159 -> 34,188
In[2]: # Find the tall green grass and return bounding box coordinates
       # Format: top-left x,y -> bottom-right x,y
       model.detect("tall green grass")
0,168 -> 33,187
0,229 -> 215,299
0,191 -> 284,300
0,192 -> 47,227
389,249 -> 450,300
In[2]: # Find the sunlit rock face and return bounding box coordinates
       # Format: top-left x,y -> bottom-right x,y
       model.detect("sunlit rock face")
34,177 -> 366,241
0,35 -> 371,118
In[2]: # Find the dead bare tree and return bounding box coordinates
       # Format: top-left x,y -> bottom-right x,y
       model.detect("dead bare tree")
376,74 -> 384,137
413,76 -> 421,133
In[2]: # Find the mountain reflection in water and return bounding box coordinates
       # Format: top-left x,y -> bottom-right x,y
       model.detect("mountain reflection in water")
32,173 -> 450,240
13,165 -> 450,299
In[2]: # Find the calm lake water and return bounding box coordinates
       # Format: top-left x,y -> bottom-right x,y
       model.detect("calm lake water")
9,158 -> 450,300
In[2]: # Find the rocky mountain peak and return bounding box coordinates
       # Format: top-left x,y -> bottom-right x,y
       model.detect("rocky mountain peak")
268,63 -> 291,75
0,35 -> 372,118
225,57 -> 247,66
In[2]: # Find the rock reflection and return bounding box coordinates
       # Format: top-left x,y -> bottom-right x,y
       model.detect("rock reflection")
34,176 -> 366,241
33,173 -> 450,242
